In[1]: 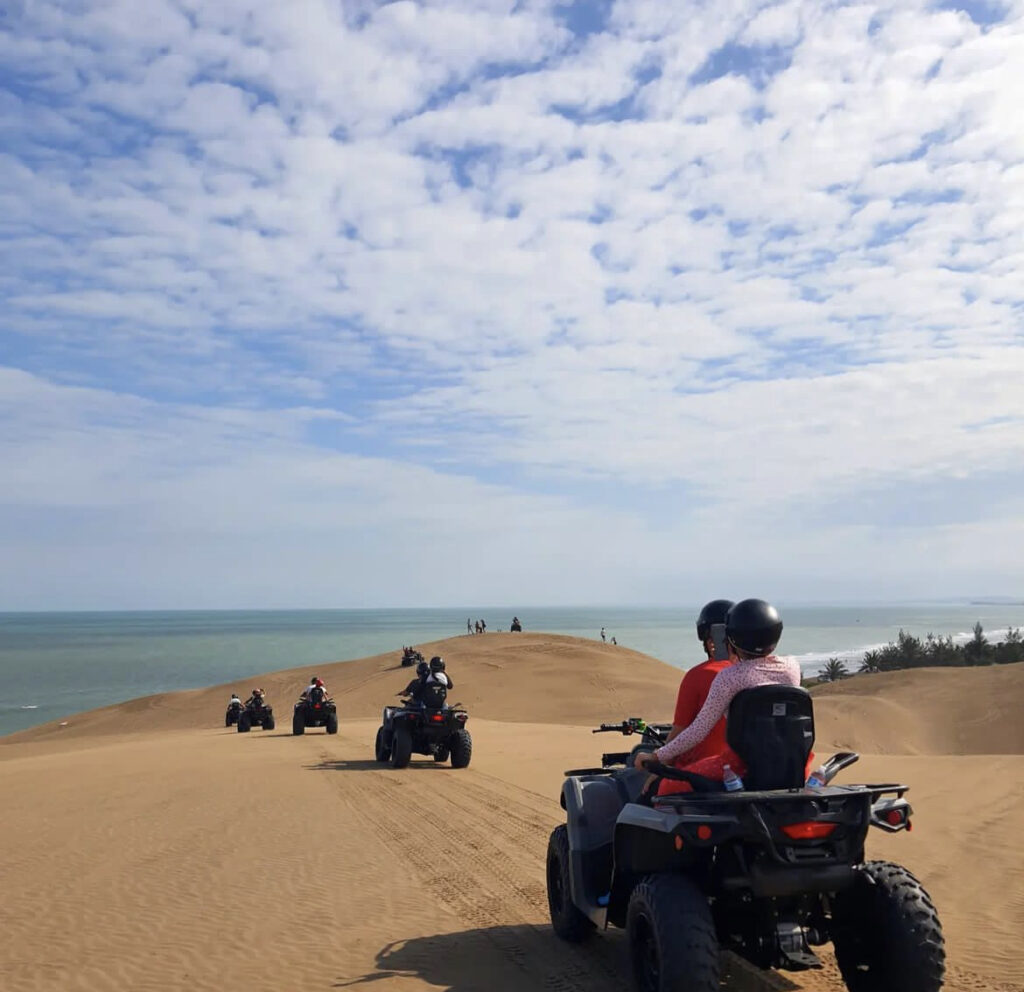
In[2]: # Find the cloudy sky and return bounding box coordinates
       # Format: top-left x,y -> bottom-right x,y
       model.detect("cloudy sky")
1,0 -> 1023,610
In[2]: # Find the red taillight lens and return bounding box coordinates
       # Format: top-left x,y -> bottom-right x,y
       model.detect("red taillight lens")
315,704 -> 321,709
696,825 -> 712,841
781,821 -> 838,840
431,714 -> 444,722
885,809 -> 905,826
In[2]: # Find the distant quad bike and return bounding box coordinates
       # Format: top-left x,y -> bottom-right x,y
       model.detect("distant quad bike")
546,688 -> 946,992
510,619 -> 522,632
225,699 -> 243,727
292,685 -> 338,735
374,702 -> 471,769
237,696 -> 275,733
401,647 -> 425,668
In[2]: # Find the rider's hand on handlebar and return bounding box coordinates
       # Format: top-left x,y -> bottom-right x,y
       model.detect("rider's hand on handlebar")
633,749 -> 659,770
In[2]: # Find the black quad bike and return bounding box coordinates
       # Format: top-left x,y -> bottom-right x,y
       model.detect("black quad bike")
401,646 -> 425,668
237,697 -> 275,733
292,685 -> 338,735
374,702 -> 472,769
225,699 -> 243,727
546,687 -> 945,992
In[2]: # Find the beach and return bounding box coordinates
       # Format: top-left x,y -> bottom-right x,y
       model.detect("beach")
2,633 -> 1022,991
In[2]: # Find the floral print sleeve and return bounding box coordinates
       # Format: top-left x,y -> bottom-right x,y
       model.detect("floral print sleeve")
654,656 -> 801,765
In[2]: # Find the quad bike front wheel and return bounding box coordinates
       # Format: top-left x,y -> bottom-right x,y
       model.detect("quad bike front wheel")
546,825 -> 595,943
831,860 -> 945,992
626,874 -> 719,992
449,728 -> 472,768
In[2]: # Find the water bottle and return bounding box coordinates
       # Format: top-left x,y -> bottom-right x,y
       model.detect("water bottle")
806,765 -> 827,789
722,764 -> 744,792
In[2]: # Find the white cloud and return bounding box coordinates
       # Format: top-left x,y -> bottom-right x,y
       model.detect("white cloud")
1,0 -> 1024,606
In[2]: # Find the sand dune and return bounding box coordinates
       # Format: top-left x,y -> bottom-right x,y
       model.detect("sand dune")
811,664 -> 1024,755
2,637 -> 1022,992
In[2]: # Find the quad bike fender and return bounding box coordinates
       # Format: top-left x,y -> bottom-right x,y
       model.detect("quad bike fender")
560,773 -> 645,928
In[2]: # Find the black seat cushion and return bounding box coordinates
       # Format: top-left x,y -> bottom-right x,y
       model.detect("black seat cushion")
726,685 -> 815,790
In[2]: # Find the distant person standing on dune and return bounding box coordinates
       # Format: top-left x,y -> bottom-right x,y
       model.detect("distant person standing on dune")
467,618 -> 472,635
600,627 -> 606,642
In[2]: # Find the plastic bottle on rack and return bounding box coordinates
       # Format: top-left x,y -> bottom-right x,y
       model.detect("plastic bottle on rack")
806,765 -> 827,788
722,764 -> 744,792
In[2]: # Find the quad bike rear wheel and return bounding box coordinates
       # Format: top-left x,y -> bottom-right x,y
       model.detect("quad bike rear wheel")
237,712 -> 251,733
449,728 -> 472,768
374,727 -> 391,763
262,714 -> 275,731
390,725 -> 413,768
325,711 -> 338,735
546,825 -> 595,943
626,874 -> 719,992
292,711 -> 305,736
831,860 -> 945,992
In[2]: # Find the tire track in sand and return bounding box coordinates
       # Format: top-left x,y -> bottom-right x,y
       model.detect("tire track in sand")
316,745 -> 626,992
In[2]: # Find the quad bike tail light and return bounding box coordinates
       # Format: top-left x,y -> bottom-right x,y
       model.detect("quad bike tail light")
431,713 -> 445,722
780,821 -> 838,840
885,808 -> 907,827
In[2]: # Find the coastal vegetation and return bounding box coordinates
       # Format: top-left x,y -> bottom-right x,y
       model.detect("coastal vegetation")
816,623 -> 1024,682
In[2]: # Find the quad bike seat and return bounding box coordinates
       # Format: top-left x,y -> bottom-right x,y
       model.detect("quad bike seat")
726,685 -> 814,791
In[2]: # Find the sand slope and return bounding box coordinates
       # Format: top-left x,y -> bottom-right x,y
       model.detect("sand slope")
811,664 -> 1024,754
2,639 -> 1022,992
3,634 -> 678,745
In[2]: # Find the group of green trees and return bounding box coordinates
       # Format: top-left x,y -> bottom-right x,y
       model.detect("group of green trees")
816,622 -> 1024,682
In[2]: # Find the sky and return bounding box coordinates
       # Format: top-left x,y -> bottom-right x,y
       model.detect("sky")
1,0 -> 1023,610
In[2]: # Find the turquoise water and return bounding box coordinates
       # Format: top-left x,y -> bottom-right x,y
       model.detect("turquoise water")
1,604 -> 1022,736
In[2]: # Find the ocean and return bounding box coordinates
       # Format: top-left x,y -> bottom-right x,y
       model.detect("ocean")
1,604 -> 1022,736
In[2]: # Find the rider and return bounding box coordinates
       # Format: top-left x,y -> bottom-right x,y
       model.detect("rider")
422,656 -> 453,706
635,599 -> 800,794
245,687 -> 266,709
401,660 -> 431,704
228,691 -> 243,708
661,599 -> 734,765
301,675 -> 327,700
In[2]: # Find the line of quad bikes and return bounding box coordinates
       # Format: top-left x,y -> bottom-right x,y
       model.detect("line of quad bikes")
223,647 -> 472,770
225,651 -> 946,992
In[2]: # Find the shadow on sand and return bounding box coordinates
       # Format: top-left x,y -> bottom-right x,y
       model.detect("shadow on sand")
332,926 -> 798,991
308,757 -> 448,772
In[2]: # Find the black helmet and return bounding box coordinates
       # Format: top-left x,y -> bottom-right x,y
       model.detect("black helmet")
726,599 -> 783,657
429,656 -> 445,672
695,599 -> 734,642
416,661 -> 429,677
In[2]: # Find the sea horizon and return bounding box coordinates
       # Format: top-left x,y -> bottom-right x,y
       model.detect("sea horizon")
3,602 -> 1022,737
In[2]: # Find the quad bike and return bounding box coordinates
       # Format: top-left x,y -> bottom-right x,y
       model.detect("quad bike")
225,699 -> 243,727
237,696 -> 275,733
546,686 -> 945,992
292,685 -> 338,735
401,647 -> 425,668
510,619 -> 522,632
374,700 -> 472,769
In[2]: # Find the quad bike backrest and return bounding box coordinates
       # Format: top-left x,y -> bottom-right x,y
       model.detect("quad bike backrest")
725,685 -> 814,790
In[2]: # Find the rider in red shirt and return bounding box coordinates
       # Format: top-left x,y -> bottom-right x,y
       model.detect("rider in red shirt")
663,599 -> 734,766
